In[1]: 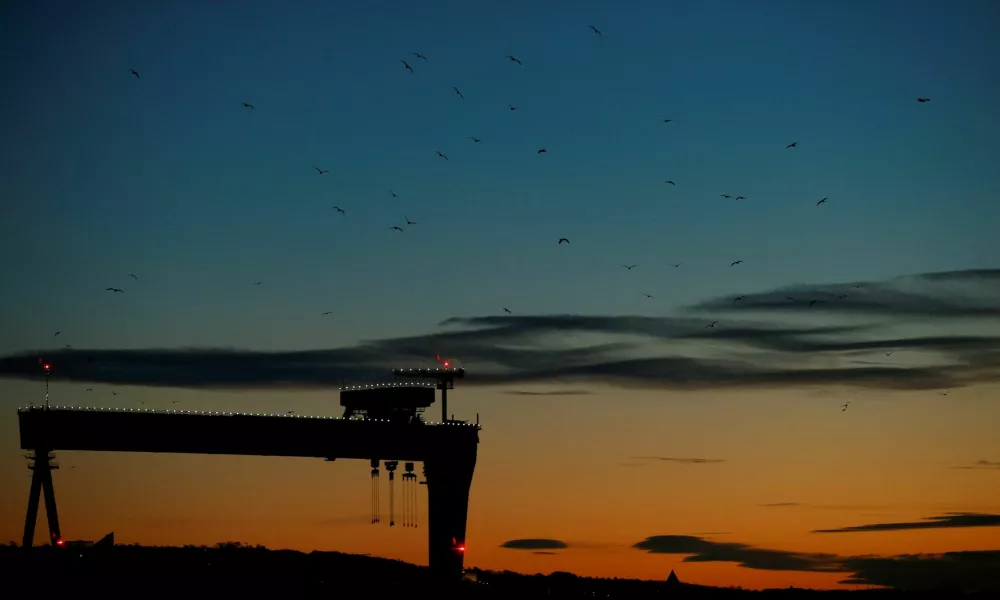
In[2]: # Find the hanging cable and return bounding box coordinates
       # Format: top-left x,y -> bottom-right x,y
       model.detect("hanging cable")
370,459 -> 380,524
386,461 -> 398,527
403,462 -> 416,528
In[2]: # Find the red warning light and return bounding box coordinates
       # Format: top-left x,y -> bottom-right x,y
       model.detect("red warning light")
457,545 -> 465,553
443,361 -> 450,368
43,364 -> 51,371
55,538 -> 64,546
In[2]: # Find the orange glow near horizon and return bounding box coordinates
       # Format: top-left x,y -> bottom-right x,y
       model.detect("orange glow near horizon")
1,381 -> 998,590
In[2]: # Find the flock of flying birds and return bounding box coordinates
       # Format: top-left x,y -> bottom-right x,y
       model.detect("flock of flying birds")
56,26 -> 941,409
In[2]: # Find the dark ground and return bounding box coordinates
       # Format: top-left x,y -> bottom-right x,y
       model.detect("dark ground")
0,541 -> 995,599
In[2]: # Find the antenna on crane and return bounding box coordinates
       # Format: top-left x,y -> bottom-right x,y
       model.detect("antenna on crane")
392,356 -> 465,422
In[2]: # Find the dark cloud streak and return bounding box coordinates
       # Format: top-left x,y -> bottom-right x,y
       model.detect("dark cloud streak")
813,513 -> 1000,533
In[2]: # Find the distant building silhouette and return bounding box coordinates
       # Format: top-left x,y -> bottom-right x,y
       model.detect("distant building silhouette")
666,569 -> 681,586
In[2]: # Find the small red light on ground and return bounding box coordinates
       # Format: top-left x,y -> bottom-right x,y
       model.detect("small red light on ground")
43,364 -> 51,370
457,545 -> 465,552
443,361 -> 450,368
55,538 -> 64,546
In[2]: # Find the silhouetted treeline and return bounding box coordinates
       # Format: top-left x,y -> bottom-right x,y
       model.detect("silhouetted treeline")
0,542 -> 994,599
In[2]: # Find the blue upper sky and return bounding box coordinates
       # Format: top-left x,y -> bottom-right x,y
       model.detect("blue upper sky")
1,0 -> 997,355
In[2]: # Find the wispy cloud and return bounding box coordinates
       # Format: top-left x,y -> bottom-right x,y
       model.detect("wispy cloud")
630,456 -> 725,464
502,389 -> 592,396
952,460 -> 1000,471
813,512 -> 1000,533
501,539 -> 568,550
759,502 -> 802,507
632,534 -> 1000,590
2,269 -> 997,393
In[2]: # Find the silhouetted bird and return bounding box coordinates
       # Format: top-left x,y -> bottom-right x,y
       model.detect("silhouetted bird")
884,351 -> 893,356
589,25 -> 602,36
391,190 -> 399,199
105,287 -> 123,293
917,98 -> 930,102
333,206 -> 345,214
242,102 -> 254,110
835,294 -> 847,300
842,402 -> 850,411
558,238 -> 570,244
405,216 -> 417,225
809,300 -> 820,308
254,281 -> 262,285
730,260 -> 743,267
86,388 -> 93,392
128,273 -> 138,280
623,264 -> 637,270
413,52 -> 427,61
817,198 -> 827,206
786,142 -> 798,148
670,262 -> 682,268
939,390 -> 950,396
401,60 -> 413,73
643,293 -> 654,299
503,308 -> 512,314
665,180 -> 675,185
322,311 -> 333,315
663,119 -> 672,123
537,148 -> 547,154
65,344 -> 72,349
130,69 -> 140,79
506,55 -> 522,65
469,137 -> 481,143
734,296 -> 745,303
436,151 -> 448,160
509,104 -> 518,111
453,86 -> 464,99
53,331 -> 60,337
391,226 -> 404,232
721,194 -> 731,199
853,284 -> 863,289
315,167 -> 329,175
735,196 -> 746,201
706,321 -> 719,328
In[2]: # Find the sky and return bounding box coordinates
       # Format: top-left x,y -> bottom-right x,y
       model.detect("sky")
1,0 -> 999,591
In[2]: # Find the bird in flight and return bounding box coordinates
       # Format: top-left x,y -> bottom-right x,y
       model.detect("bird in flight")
817,197 -> 827,206
508,104 -> 518,111
322,311 -> 333,315
86,388 -> 93,392
453,86 -> 464,99
558,238 -> 570,245
469,136 -> 481,143
242,102 -> 254,110
939,390 -> 950,396
128,273 -> 138,280
853,284 -> 863,289
589,25 -> 602,37
841,402 -> 850,412
537,148 -> 547,154
436,151 -> 449,160
786,142 -> 798,148
642,293 -> 654,299
401,60 -> 413,73
391,226 -> 404,232
835,294 -> 848,300
706,321 -> 719,328
413,52 -> 427,61
735,196 -> 746,201
622,264 -> 637,270
734,296 -> 746,303
332,206 -> 345,215
884,351 -> 893,357
130,69 -> 140,79
917,98 -> 930,103
254,281 -> 262,285
315,167 -> 329,175
730,260 -> 743,267
405,216 -> 417,225
809,299 -> 821,308
663,119 -> 673,124
506,55 -> 522,65
391,190 -> 399,199
721,194 -> 732,199
53,331 -> 61,337
503,308 -> 512,314
105,287 -> 123,293
664,180 -> 675,186
670,262 -> 682,268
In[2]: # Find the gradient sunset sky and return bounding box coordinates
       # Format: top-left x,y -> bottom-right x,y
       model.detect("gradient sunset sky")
2,0 -> 999,591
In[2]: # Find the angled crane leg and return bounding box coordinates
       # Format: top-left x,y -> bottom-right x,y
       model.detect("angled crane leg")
21,466 -> 43,548
40,465 -> 62,544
